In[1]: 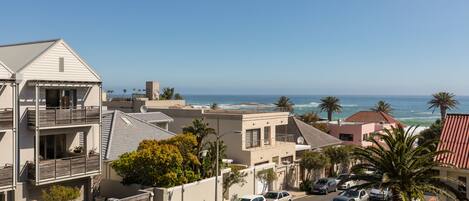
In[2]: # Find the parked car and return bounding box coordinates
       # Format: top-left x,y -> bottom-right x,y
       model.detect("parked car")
311,178 -> 337,195
237,195 -> 266,201
370,187 -> 392,200
336,174 -> 357,189
264,191 -> 292,201
333,189 -> 369,201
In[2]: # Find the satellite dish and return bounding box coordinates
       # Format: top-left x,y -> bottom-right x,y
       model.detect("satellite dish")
297,136 -> 305,145
140,105 -> 148,113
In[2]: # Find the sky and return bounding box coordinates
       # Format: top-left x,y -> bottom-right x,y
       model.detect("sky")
1,0 -> 469,95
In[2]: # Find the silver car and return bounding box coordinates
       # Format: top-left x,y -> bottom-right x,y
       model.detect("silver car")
264,191 -> 292,201
370,187 -> 391,200
333,189 -> 369,201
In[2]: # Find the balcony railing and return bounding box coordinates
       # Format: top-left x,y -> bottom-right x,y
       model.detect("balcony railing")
0,108 -> 13,130
29,154 -> 99,182
276,134 -> 296,143
0,165 -> 13,188
27,106 -> 100,128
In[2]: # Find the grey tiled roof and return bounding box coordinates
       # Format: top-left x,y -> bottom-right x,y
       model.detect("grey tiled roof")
127,112 -> 173,123
288,117 -> 342,149
0,39 -> 59,72
101,110 -> 175,161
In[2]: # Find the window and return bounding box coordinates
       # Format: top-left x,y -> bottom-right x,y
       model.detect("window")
59,57 -> 64,72
459,176 -> 467,194
264,126 -> 271,145
363,133 -> 368,141
245,129 -> 261,148
39,134 -> 66,160
281,156 -> 293,164
339,133 -> 354,141
282,192 -> 289,197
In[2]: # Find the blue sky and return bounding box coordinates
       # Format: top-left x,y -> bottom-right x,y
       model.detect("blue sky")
1,1 -> 469,95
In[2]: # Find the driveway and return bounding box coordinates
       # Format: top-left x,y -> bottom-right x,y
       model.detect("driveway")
294,191 -> 341,201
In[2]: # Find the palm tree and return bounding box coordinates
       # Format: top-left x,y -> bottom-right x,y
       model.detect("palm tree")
274,96 -> 294,113
300,112 -> 321,124
371,100 -> 393,114
341,126 -> 465,201
210,102 -> 219,110
174,93 -> 183,100
122,89 -> 127,95
318,96 -> 342,121
182,118 -> 216,158
428,92 -> 459,121
160,87 -> 175,100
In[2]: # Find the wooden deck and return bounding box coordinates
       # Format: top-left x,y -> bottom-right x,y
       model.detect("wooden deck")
0,109 -> 13,130
27,107 -> 100,128
0,166 -> 13,188
30,154 -> 99,182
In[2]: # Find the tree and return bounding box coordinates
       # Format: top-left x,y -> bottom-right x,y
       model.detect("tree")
160,87 -> 175,100
174,93 -> 183,100
300,112 -> 321,124
122,89 -> 127,94
417,119 -> 443,148
428,92 -> 459,121
182,118 -> 216,161
319,96 -> 342,121
200,140 -> 227,178
223,166 -> 247,198
371,100 -> 393,114
324,145 -> 353,176
342,126 -> 465,201
274,96 -> 295,113
112,135 -> 202,187
210,102 -> 219,110
300,151 -> 329,181
256,169 -> 277,194
42,185 -> 80,201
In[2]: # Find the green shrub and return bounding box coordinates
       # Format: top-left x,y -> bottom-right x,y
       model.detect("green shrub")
300,180 -> 313,192
42,185 -> 80,201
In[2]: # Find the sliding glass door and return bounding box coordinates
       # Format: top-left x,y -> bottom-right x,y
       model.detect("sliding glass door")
39,134 -> 66,160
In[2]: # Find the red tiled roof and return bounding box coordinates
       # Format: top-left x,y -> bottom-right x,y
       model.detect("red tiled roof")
345,111 -> 403,126
435,114 -> 469,169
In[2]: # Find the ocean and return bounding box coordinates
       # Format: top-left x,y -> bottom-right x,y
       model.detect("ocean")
183,95 -> 469,127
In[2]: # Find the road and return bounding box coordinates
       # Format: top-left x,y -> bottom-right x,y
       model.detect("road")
294,191 -> 341,201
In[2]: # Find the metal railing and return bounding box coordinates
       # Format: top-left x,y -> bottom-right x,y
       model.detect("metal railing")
0,165 -> 13,188
0,108 -> 13,130
27,106 -> 100,127
29,154 -> 100,182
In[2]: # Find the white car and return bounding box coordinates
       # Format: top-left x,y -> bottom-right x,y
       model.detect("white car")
336,174 -> 357,189
264,191 -> 292,201
333,189 -> 369,201
370,187 -> 392,200
237,195 -> 266,201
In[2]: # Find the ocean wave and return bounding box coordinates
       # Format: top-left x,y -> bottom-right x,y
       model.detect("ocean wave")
342,104 -> 358,107
294,102 -> 320,108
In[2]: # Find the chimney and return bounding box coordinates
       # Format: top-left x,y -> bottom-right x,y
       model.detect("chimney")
146,81 -> 160,100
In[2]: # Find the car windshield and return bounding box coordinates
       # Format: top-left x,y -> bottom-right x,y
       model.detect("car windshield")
342,190 -> 359,197
316,179 -> 328,185
264,192 -> 278,199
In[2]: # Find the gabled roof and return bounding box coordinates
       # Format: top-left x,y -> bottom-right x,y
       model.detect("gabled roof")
0,39 -> 59,72
345,111 -> 403,126
102,110 -> 175,161
435,114 -> 469,169
288,117 -> 342,149
128,112 -> 174,123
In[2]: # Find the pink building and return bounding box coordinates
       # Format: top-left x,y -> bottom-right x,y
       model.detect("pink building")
327,111 -> 403,147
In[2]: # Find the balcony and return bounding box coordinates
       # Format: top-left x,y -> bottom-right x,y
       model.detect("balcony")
27,107 -> 100,128
0,108 -> 13,130
276,134 -> 296,143
0,165 -> 13,189
29,154 -> 100,184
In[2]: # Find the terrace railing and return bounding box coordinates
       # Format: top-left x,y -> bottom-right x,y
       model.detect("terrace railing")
276,134 -> 296,143
0,165 -> 13,188
27,106 -> 99,128
29,154 -> 99,182
0,108 -> 13,130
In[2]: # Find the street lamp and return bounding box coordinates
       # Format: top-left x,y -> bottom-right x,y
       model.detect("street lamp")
214,129 -> 241,201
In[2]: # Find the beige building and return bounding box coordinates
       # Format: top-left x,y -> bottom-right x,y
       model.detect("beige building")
151,108 -> 296,167
0,39 -> 103,201
0,61 -> 17,200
